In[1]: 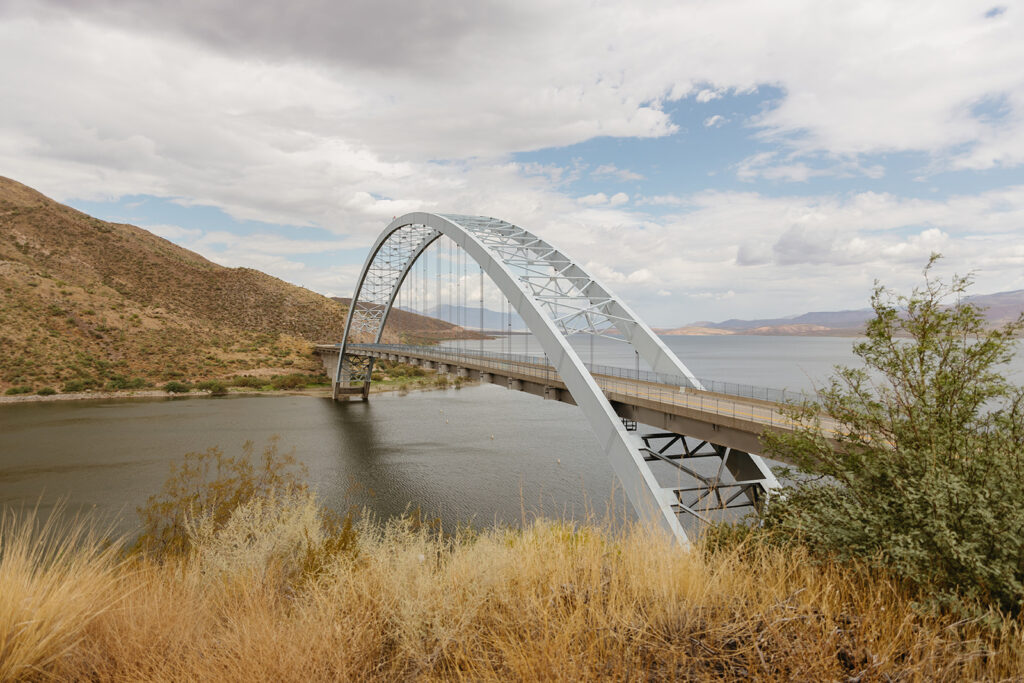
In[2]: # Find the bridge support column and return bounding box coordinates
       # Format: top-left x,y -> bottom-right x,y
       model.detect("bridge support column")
422,360 -> 435,369
481,372 -> 493,383
544,386 -> 561,401
508,378 -> 522,391
437,363 -> 450,375
457,367 -> 469,379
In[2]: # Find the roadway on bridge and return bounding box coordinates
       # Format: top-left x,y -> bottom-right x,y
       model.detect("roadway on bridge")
344,343 -> 840,441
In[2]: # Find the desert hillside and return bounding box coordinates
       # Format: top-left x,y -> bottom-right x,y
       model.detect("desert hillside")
0,177 -> 457,392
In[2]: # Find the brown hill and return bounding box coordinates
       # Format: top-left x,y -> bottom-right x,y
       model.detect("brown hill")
331,298 -> 484,342
0,177 -> 458,392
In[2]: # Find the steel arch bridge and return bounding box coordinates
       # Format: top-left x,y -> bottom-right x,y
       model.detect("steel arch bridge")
333,212 -> 779,544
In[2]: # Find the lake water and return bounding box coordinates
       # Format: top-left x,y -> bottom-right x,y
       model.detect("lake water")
2,335 -> 1022,535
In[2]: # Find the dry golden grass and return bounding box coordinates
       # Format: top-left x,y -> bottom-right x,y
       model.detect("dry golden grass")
2,504 -> 1023,682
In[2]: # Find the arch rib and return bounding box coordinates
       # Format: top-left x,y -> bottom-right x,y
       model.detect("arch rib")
336,212 -> 777,543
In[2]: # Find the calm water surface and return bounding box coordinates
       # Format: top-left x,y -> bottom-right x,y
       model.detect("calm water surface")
2,335 -> 1021,535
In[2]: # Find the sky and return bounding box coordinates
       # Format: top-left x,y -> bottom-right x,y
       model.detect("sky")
2,0 -> 1023,326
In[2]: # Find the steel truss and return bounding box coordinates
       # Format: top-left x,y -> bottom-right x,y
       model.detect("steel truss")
336,212 -> 779,544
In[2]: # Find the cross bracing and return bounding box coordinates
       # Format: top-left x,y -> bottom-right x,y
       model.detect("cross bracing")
335,213 -> 779,544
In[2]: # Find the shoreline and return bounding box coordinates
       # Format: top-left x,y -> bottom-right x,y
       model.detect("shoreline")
0,379 -> 473,406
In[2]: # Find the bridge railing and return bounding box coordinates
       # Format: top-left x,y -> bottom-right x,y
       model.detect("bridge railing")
347,343 -> 819,406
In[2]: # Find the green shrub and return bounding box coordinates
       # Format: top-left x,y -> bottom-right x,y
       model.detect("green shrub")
195,380 -> 228,395
763,256 -> 1024,614
36,387 -> 56,396
230,375 -> 265,389
163,381 -> 192,394
4,386 -> 32,395
270,374 -> 309,390
62,378 -> 98,392
106,375 -> 147,390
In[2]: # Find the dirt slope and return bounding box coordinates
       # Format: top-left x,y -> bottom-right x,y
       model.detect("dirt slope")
0,177 -> 457,392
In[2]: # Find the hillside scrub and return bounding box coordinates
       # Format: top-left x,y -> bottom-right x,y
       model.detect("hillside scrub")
0,176 -> 464,394
762,256 -> 1024,614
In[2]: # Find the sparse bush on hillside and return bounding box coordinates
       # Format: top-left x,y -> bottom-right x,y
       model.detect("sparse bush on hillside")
36,387 -> 56,396
229,375 -> 265,388
105,375 -> 147,390
194,379 -> 228,395
269,373 -> 321,390
162,381 -> 191,394
4,385 -> 32,395
61,377 -> 100,392
763,256 -> 1024,614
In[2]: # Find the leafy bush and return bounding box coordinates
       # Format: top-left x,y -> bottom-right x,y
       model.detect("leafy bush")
195,380 -> 228,395
163,381 -> 192,394
4,386 -> 32,395
763,256 -> 1024,614
229,375 -> 265,389
106,375 -> 147,390
132,437 -> 308,559
62,377 -> 99,392
270,374 -> 310,390
36,387 -> 56,396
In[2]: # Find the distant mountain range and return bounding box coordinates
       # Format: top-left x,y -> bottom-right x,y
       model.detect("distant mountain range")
337,303 -> 527,332
427,304 -> 525,332
657,290 -> 1024,336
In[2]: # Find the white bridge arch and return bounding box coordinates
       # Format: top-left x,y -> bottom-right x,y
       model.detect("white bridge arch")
334,212 -> 777,543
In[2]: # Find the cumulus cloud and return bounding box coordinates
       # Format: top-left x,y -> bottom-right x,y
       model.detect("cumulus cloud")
591,163 -> 644,181
703,115 -> 726,128
1,0 -> 1023,322
696,88 -> 724,103
578,193 -> 609,206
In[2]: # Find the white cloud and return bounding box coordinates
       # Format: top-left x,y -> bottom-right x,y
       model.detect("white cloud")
578,192 -> 609,206
696,88 -> 724,103
591,163 -> 644,181
1,0 -> 1023,323
703,115 -> 726,128
736,152 -> 889,183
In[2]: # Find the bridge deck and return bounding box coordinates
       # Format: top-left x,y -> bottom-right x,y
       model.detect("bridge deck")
320,343 -> 837,454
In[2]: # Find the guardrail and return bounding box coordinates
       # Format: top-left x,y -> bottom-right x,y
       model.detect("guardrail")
348,343 -> 817,404
345,343 -> 825,431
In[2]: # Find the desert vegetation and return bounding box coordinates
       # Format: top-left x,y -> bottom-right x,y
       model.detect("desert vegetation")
3,471 -> 1023,680
759,257 -> 1024,617
0,177 -> 465,395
